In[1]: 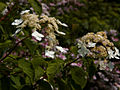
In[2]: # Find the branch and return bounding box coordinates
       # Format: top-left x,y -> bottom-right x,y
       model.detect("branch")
0,36 -> 29,62
63,58 -> 79,69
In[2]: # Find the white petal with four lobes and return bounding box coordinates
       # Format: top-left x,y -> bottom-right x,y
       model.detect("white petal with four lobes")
45,50 -> 55,58
20,10 -> 30,15
11,19 -> 23,25
32,31 -> 44,41
56,46 -> 67,53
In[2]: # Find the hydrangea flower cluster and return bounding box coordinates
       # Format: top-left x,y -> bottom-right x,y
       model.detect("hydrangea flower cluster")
12,10 -> 68,59
76,31 -> 120,71
78,31 -> 120,59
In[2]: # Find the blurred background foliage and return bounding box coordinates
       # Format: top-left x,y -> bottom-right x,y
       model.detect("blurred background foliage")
44,0 -> 120,47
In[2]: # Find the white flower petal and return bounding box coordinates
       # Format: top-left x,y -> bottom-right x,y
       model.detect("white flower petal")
56,46 -> 67,53
87,42 -> 96,47
56,31 -> 66,35
20,10 -> 30,15
32,31 -> 44,41
12,29 -> 22,36
2,7 -> 8,15
12,19 -> 23,26
56,19 -> 68,27
45,50 -> 55,58
97,35 -> 103,39
114,47 -> 120,56
115,56 -> 120,59
61,23 -> 68,27
108,49 -> 114,59
108,47 -> 120,59
99,61 -> 107,70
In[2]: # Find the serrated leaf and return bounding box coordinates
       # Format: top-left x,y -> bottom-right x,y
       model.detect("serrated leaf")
47,60 -> 63,82
28,0 -> 42,15
71,67 -> 88,89
18,59 -> 34,83
47,63 -> 59,80
35,66 -> 44,81
31,56 -> 45,81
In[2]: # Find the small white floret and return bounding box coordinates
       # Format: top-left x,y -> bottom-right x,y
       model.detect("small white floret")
56,46 -> 67,53
32,31 -> 44,41
108,49 -> 114,59
87,42 -> 96,47
11,19 -> 23,26
45,50 -> 55,58
20,10 -> 30,15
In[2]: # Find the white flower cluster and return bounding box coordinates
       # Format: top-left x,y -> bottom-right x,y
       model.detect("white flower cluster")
11,10 -> 68,59
77,31 -> 120,59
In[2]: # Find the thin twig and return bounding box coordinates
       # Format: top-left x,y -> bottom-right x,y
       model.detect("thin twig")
0,36 -> 29,62
63,58 -> 78,69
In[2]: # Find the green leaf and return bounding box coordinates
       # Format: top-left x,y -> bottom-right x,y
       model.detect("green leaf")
82,58 -> 96,78
0,40 -> 12,48
31,56 -> 47,69
10,68 -> 22,75
10,75 -> 24,89
47,60 -> 64,82
35,66 -> 44,81
25,76 -> 31,85
18,59 -> 34,83
36,79 -> 52,90
23,39 -> 38,55
70,46 -> 78,55
31,56 -> 46,81
0,25 -> 5,34
28,0 -> 42,15
71,67 -> 88,89
0,2 -> 6,12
